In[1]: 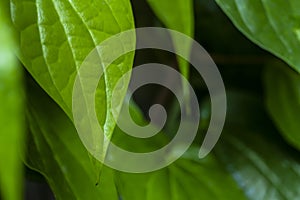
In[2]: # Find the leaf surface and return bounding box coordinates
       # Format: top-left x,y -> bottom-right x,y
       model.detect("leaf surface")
115,148 -> 246,200
11,0 -> 135,166
215,0 -> 300,73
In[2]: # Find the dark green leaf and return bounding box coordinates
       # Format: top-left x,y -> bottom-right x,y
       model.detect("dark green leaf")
215,130 -> 300,200
203,90 -> 300,200
25,80 -> 118,200
264,61 -> 300,150
111,102 -> 246,199
115,147 -> 246,200
215,0 -> 300,73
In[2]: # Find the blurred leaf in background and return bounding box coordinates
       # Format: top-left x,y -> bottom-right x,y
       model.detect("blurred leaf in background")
264,61 -> 300,150
0,2 -> 24,200
147,0 -> 194,110
201,91 -> 300,200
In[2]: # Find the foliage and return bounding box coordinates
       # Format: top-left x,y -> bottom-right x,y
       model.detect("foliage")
0,5 -> 24,200
0,0 -> 300,199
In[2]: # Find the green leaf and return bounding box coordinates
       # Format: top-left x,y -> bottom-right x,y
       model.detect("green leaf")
264,61 -> 300,150
215,130 -> 300,200
25,72 -> 246,200
115,147 -> 246,200
106,95 -> 246,200
114,89 -> 300,200
0,10 -> 24,200
111,102 -> 245,199
201,90 -> 300,200
146,0 -> 194,108
25,79 -> 118,200
11,0 -> 135,166
149,155 -> 246,200
215,0 -> 300,73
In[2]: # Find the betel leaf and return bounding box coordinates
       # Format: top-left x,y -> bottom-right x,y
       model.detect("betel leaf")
0,8 -> 24,200
264,61 -> 300,150
25,79 -> 119,200
215,0 -> 300,73
147,154 -> 246,200
25,78 -> 242,200
146,0 -> 194,107
215,130 -> 300,200
201,90 -> 300,199
115,147 -> 246,200
10,0 -> 135,165
110,102 -> 245,199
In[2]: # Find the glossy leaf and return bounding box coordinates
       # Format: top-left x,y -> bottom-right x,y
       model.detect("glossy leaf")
11,0 -> 135,166
264,61 -> 300,150
25,79 -> 119,200
0,8 -> 24,200
215,0 -> 300,73
202,91 -> 300,199
215,130 -> 300,200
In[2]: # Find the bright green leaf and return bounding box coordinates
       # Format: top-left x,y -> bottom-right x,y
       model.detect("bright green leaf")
25,79 -> 119,200
215,0 -> 300,73
0,9 -> 24,200
264,61 -> 300,150
11,0 -> 135,175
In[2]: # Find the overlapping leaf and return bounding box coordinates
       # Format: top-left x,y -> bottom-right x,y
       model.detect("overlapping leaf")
26,79 -> 119,200
206,91 -> 300,200
116,150 -> 246,200
26,79 -> 246,200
